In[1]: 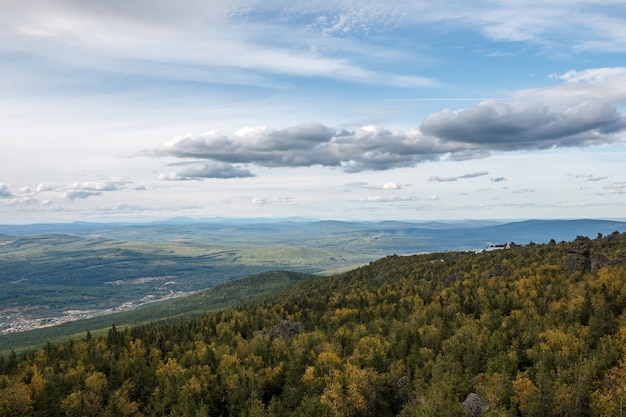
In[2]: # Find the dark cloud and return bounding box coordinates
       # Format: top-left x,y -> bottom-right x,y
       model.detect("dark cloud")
156,122 -> 450,173
490,177 -> 507,183
159,163 -> 254,180
155,99 -> 626,174
421,99 -> 626,151
458,171 -> 489,179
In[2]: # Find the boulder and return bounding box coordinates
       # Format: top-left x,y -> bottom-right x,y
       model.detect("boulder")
462,392 -> 489,417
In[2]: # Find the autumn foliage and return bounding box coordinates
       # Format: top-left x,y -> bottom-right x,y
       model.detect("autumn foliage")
2,232 -> 626,416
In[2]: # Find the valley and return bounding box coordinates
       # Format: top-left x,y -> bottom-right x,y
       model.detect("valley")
1,218 -> 625,339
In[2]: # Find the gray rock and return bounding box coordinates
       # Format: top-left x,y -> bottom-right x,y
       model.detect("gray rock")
462,393 -> 489,417
565,236 -> 592,273
590,253 -> 610,272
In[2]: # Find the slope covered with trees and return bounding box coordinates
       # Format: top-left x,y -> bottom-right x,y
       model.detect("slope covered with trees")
2,232 -> 626,416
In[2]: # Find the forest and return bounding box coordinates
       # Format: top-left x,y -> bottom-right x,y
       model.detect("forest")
1,231 -> 626,416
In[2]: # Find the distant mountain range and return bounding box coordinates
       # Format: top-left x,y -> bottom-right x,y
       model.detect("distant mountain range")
2,218 -> 625,253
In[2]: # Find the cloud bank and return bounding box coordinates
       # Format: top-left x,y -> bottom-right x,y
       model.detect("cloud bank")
155,68 -> 626,175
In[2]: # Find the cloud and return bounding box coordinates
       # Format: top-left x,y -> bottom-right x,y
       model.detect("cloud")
429,176 -> 458,182
0,0 -> 438,89
420,99 -> 626,150
156,122 -> 446,173
458,172 -> 489,179
3,0 -> 626,102
490,177 -> 507,183
382,182 -> 401,190
251,197 -> 293,206
345,181 -> 402,190
604,182 -> 626,194
36,183 -> 53,193
61,179 -> 129,200
429,172 -> 489,182
570,174 -> 609,182
158,163 -> 255,180
0,184 -> 14,198
63,190 -> 102,200
362,195 -> 418,203
441,1 -> 626,53
551,68 -> 626,85
516,67 -> 626,107
155,66 -> 626,175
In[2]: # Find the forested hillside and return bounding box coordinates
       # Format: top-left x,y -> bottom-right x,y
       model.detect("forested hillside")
2,232 -> 626,416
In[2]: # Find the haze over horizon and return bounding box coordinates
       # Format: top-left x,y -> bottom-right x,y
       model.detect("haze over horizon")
1,1 -> 625,224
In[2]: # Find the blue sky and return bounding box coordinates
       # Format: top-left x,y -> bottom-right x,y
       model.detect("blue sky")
1,0 -> 625,223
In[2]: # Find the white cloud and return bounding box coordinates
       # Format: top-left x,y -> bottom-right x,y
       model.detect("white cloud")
551,68 -> 626,84
362,195 -> 418,203
36,183 -> 53,193
345,181 -> 403,190
2,1 -> 625,99
60,179 -> 130,200
251,196 -> 293,206
0,0 -> 438,89
382,182 -> 401,190
516,67 -> 626,107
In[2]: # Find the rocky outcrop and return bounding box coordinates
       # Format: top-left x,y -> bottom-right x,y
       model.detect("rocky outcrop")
564,236 -> 591,273
590,253 -> 610,272
462,393 -> 489,417
259,318 -> 301,339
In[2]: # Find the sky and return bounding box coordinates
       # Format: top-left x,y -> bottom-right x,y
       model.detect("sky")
1,0 -> 626,223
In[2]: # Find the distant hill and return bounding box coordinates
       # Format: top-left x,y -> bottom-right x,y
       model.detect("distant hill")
2,218 -> 625,250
